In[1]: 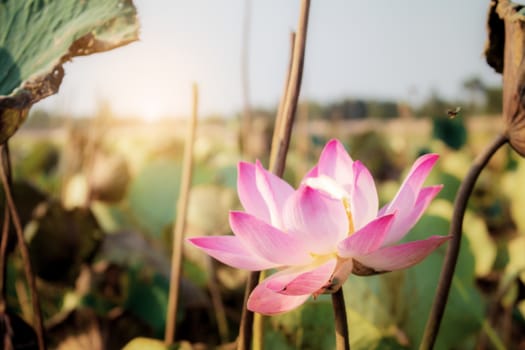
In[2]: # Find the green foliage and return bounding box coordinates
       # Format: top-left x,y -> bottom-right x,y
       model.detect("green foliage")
215,165 -> 238,189
265,300 -> 336,350
128,159 -> 221,237
435,172 -> 461,203
182,260 -> 208,287
28,202 -> 103,284
344,273 -> 402,333
12,140 -> 61,193
432,117 -> 467,150
266,298 -> 408,350
15,140 -> 59,177
0,65 -> 513,347
128,159 -> 182,236
186,184 -> 237,235
347,131 -> 400,181
0,0 -> 139,143
78,263 -> 170,339
46,307 -> 153,349
462,210 -> 497,276
484,86 -> 503,114
502,157 -> 525,234
124,266 -> 170,338
403,215 -> 484,349
0,181 -> 47,254
343,214 -> 487,350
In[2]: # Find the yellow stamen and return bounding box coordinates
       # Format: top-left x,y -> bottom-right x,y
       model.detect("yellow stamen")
309,251 -> 337,261
342,198 -> 355,235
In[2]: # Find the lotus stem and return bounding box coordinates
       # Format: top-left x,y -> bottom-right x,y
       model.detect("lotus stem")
237,1 -> 311,349
237,271 -> 260,350
270,31 -> 296,167
419,133 -> 509,349
0,145 -> 11,311
0,206 -> 9,312
271,0 -> 310,177
0,143 -> 46,350
332,288 -> 351,350
165,83 -> 199,344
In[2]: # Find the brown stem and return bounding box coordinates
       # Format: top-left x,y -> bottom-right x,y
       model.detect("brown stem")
208,257 -> 230,343
252,30 -> 298,350
419,133 -> 509,350
0,145 -> 10,301
272,0 -> 310,177
164,84 -> 199,345
236,1 -> 311,349
0,144 -> 46,350
0,205 -> 9,312
332,288 -> 350,350
0,144 -> 11,312
237,270 -> 260,350
270,31 -> 296,167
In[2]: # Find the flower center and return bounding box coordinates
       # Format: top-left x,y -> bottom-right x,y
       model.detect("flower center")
304,176 -> 355,235
309,251 -> 337,262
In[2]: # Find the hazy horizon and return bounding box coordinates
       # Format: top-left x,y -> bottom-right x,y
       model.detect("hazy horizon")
35,0 -> 502,120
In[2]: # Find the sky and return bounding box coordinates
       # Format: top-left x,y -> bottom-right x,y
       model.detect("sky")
36,0 -> 503,121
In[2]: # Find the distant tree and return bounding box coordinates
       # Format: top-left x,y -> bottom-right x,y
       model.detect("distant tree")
323,99 -> 368,120
463,76 -> 486,94
417,90 -> 448,118
343,99 -> 367,119
462,76 -> 487,112
367,100 -> 399,119
304,101 -> 324,120
484,86 -> 503,114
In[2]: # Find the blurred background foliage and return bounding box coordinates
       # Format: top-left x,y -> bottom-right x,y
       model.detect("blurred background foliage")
3,1 -> 516,349
3,74 -> 525,349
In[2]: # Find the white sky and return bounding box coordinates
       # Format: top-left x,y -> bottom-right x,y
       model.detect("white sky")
36,0 -> 502,120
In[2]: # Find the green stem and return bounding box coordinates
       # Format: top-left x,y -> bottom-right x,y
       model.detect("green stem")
419,133 -> 508,349
332,288 -> 350,350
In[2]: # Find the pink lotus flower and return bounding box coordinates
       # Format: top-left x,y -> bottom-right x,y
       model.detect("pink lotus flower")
188,139 -> 449,315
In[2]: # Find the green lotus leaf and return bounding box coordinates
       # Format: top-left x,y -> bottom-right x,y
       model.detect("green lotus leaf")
0,0 -> 139,143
